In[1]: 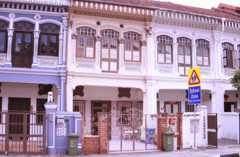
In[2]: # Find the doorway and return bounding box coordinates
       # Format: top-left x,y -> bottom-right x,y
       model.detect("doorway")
91,101 -> 111,136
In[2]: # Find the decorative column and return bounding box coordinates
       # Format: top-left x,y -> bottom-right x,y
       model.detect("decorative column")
44,92 -> 57,154
5,13 -> 15,67
146,79 -> 158,114
192,44 -> 197,68
70,34 -> 76,68
61,17 -> 68,65
95,35 -> 101,73
66,75 -> 74,112
141,40 -> 147,75
211,86 -> 224,113
57,88 -> 61,112
146,30 -> 156,75
32,14 -> 41,69
118,38 -> 125,74
173,42 -> 179,76
60,76 -> 66,111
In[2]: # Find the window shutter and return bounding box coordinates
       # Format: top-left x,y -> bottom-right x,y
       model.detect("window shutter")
223,49 -> 227,67
233,50 -> 237,68
76,47 -> 85,58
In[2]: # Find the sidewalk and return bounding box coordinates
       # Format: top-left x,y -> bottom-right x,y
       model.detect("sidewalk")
0,144 -> 239,157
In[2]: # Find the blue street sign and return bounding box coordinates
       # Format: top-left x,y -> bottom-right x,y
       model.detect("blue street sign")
188,86 -> 201,104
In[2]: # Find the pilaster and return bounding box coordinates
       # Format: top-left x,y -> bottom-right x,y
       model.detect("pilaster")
118,38 -> 125,74
95,35 -> 101,73
32,14 -> 41,69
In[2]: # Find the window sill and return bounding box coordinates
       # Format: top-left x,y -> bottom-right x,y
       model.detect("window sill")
38,56 -> 58,59
158,63 -> 174,68
0,53 -> 7,55
198,66 -> 211,70
76,58 -> 95,62
124,61 -> 142,66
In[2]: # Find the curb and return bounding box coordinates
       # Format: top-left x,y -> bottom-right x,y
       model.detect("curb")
213,153 -> 240,157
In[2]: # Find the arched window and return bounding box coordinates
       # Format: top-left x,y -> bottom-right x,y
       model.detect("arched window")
177,37 -> 192,76
76,27 -> 95,58
222,42 -> 234,68
101,29 -> 119,72
13,21 -> 34,68
39,23 -> 60,56
124,32 -> 141,62
196,39 -> 210,66
157,35 -> 173,64
0,20 -> 8,53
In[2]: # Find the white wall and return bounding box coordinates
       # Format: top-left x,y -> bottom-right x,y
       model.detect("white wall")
218,113 -> 239,140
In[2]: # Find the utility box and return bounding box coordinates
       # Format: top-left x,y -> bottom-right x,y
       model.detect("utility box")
68,133 -> 80,156
163,131 -> 174,152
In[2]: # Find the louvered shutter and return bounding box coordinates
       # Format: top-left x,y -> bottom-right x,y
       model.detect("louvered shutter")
232,50 -> 237,68
76,47 -> 85,58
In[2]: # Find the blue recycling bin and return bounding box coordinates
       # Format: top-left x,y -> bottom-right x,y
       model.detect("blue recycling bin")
146,128 -> 155,144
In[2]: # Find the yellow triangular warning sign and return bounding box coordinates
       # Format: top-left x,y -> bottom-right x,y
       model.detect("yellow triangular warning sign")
188,70 -> 200,85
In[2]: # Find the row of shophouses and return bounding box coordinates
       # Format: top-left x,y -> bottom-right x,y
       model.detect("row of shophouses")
0,0 -> 240,155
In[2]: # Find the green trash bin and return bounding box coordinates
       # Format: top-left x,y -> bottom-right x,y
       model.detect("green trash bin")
163,131 -> 174,152
68,133 -> 80,156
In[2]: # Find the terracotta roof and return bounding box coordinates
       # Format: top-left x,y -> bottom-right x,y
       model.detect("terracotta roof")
97,0 -> 240,21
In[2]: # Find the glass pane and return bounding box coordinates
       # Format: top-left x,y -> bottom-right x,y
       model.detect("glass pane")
50,35 -> 57,54
102,39 -> 108,48
185,46 -> 191,55
197,47 -> 202,56
203,48 -> 208,57
15,33 -> 22,52
178,46 -> 183,54
158,44 -> 163,53
24,34 -> 31,53
40,35 -> 48,53
165,45 -> 171,54
110,40 -> 117,49
125,42 -> 131,50
78,37 -> 84,46
0,32 -> 5,51
133,42 -> 139,51
87,38 -> 93,47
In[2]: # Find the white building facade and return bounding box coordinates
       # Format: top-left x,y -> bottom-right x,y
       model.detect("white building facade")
66,0 -> 240,140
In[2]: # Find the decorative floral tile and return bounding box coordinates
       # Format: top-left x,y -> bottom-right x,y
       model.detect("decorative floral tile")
33,38 -> 38,63
56,122 -> 67,136
158,67 -> 173,73
38,58 -> 58,67
59,40 -> 63,64
76,61 -> 94,69
0,56 -> 6,64
224,70 -> 235,76
125,65 -> 141,72
190,119 -> 199,133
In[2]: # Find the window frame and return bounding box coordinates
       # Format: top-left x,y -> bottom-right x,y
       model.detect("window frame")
222,42 -> 234,68
164,101 -> 181,113
238,45 -> 240,68
157,35 -> 173,64
177,37 -> 192,76
196,39 -> 210,66
76,27 -> 96,59
0,30 -> 7,53
13,31 -> 34,54
39,33 -> 59,56
36,98 -> 47,124
124,32 -> 141,62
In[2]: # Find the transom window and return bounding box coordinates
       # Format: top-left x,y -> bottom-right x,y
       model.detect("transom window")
76,27 -> 95,58
196,39 -> 210,66
177,37 -> 192,76
222,42 -> 235,68
124,32 -> 141,62
177,37 -> 191,45
39,23 -> 60,56
0,20 -> 8,53
101,30 -> 119,39
157,35 -> 173,64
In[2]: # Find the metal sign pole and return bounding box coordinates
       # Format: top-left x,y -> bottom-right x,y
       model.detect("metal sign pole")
194,104 -> 196,148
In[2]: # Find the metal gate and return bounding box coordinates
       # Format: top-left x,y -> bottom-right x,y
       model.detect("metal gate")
108,109 -> 158,152
207,113 -> 218,148
0,111 -> 45,155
